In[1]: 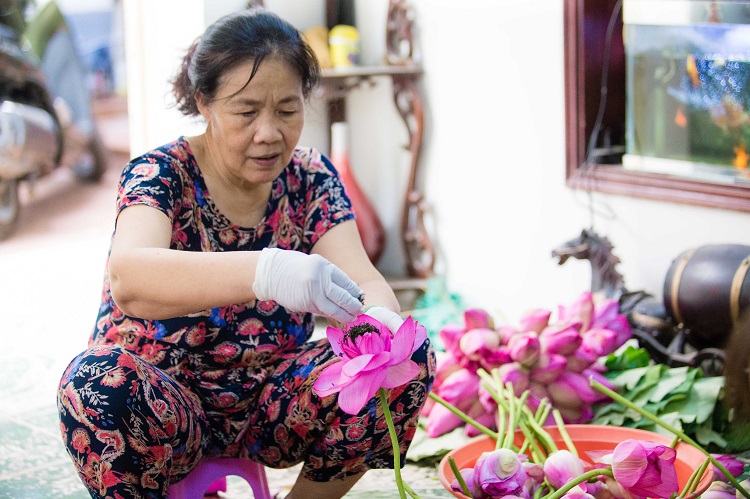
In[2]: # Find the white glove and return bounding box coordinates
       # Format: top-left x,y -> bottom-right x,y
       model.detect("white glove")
363,306 -> 405,333
253,248 -> 363,324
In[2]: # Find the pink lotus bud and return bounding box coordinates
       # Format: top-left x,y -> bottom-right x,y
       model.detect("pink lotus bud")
475,448 -> 528,497
508,331 -> 541,366
565,347 -> 600,373
496,362 -> 530,396
425,402 -> 464,437
439,324 -> 467,360
612,439 -> 679,499
519,308 -> 551,334
460,328 -> 501,361
438,368 -> 480,405
465,409 -> 497,438
465,308 -> 494,330
711,454 -> 745,482
582,328 -> 618,357
543,450 -> 586,489
702,481 -> 738,499
540,324 -> 582,356
609,314 -> 634,349
558,292 -> 594,332
432,351 -> 462,392
530,353 -> 567,384
592,298 -> 619,326
547,372 -> 599,409
482,346 -> 512,368
451,468 -> 487,498
497,325 -> 521,345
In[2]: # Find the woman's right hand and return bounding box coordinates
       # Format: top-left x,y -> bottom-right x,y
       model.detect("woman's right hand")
252,248 -> 363,323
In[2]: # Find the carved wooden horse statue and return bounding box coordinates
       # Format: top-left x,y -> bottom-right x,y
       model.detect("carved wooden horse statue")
551,229 -> 725,375
551,229 -> 629,301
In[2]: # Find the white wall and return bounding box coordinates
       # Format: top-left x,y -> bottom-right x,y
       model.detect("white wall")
123,0 -> 750,324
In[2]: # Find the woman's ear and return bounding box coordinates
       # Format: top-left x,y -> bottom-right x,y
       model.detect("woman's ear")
195,92 -> 210,122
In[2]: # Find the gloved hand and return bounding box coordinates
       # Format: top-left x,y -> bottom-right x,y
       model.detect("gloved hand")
253,248 -> 363,324
363,306 -> 405,333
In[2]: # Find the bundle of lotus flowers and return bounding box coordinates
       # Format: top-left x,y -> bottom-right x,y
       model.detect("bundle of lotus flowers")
422,291 -> 633,437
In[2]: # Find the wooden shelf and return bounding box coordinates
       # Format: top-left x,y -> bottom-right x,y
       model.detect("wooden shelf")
321,64 -> 422,79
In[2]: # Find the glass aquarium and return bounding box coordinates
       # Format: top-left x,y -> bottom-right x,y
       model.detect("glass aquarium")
623,0 -> 750,184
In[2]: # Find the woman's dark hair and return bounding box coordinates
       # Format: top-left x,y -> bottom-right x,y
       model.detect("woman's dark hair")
172,8 -> 320,116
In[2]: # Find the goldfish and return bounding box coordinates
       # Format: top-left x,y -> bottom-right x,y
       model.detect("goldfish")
711,95 -> 750,133
686,55 -> 701,88
674,106 -> 687,127
733,142 -> 749,169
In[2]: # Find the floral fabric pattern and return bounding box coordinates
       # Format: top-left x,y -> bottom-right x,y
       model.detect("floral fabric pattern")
56,137 -> 436,498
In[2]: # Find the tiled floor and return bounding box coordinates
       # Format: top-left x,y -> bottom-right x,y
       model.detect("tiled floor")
0,100 -> 452,498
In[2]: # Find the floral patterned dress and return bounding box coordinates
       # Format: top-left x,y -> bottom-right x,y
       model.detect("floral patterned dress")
56,137 -> 435,499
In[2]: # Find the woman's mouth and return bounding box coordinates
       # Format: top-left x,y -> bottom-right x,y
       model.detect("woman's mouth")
252,154 -> 280,167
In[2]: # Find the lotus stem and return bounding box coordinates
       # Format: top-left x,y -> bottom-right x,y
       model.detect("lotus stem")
427,392 -> 499,441
552,409 -> 577,458
449,456 -> 473,498
541,468 -> 614,499
378,388 -> 409,499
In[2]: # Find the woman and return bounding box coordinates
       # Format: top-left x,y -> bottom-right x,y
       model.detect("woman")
57,8 -> 434,499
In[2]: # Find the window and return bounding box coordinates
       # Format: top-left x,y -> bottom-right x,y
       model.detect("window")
564,0 -> 750,212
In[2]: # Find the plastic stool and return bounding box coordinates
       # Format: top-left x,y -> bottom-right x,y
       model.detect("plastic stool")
168,458 -> 272,499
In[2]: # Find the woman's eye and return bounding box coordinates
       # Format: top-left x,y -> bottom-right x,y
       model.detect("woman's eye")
279,110 -> 298,116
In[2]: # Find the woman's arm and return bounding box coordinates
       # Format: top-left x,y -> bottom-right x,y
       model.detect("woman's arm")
109,205 -> 364,322
108,205 -> 261,319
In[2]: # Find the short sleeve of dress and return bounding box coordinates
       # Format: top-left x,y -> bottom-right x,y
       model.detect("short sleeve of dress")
300,149 -> 355,248
116,152 -> 183,223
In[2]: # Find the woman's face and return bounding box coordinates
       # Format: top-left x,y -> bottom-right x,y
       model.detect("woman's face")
197,56 -> 305,187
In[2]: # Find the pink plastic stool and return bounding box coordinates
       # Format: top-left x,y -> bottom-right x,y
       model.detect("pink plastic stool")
168,458 -> 272,499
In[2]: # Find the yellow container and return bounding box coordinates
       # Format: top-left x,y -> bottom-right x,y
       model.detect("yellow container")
329,25 -> 360,68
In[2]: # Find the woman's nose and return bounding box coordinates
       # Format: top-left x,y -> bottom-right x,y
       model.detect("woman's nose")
253,112 -> 283,143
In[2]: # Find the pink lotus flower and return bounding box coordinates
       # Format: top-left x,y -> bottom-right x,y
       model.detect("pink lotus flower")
451,468 -> 488,498
508,331 -> 541,367
474,448 -> 528,497
313,314 -> 427,415
558,291 -> 595,331
519,308 -> 551,334
530,353 -> 567,384
540,323 -> 583,356
544,449 -> 586,490
611,439 -> 679,499
711,454 -> 745,482
702,481 -> 738,499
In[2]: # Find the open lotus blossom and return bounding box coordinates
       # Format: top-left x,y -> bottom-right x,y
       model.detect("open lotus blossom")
611,439 -> 679,499
313,314 -> 427,415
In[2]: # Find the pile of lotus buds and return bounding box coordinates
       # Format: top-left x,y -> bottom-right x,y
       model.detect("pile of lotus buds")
422,291 -> 633,437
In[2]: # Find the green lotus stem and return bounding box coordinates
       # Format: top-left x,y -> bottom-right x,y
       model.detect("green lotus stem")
378,388 -> 410,499
590,379 -> 750,499
428,392 -> 499,440
503,381 -> 517,449
519,421 -> 547,464
535,397 -> 552,426
679,457 -> 710,498
552,409 -> 578,458
520,404 -> 557,454
541,468 -> 614,499
448,456 -> 473,498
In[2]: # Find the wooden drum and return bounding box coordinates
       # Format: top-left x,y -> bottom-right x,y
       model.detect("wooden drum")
663,244 -> 750,347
